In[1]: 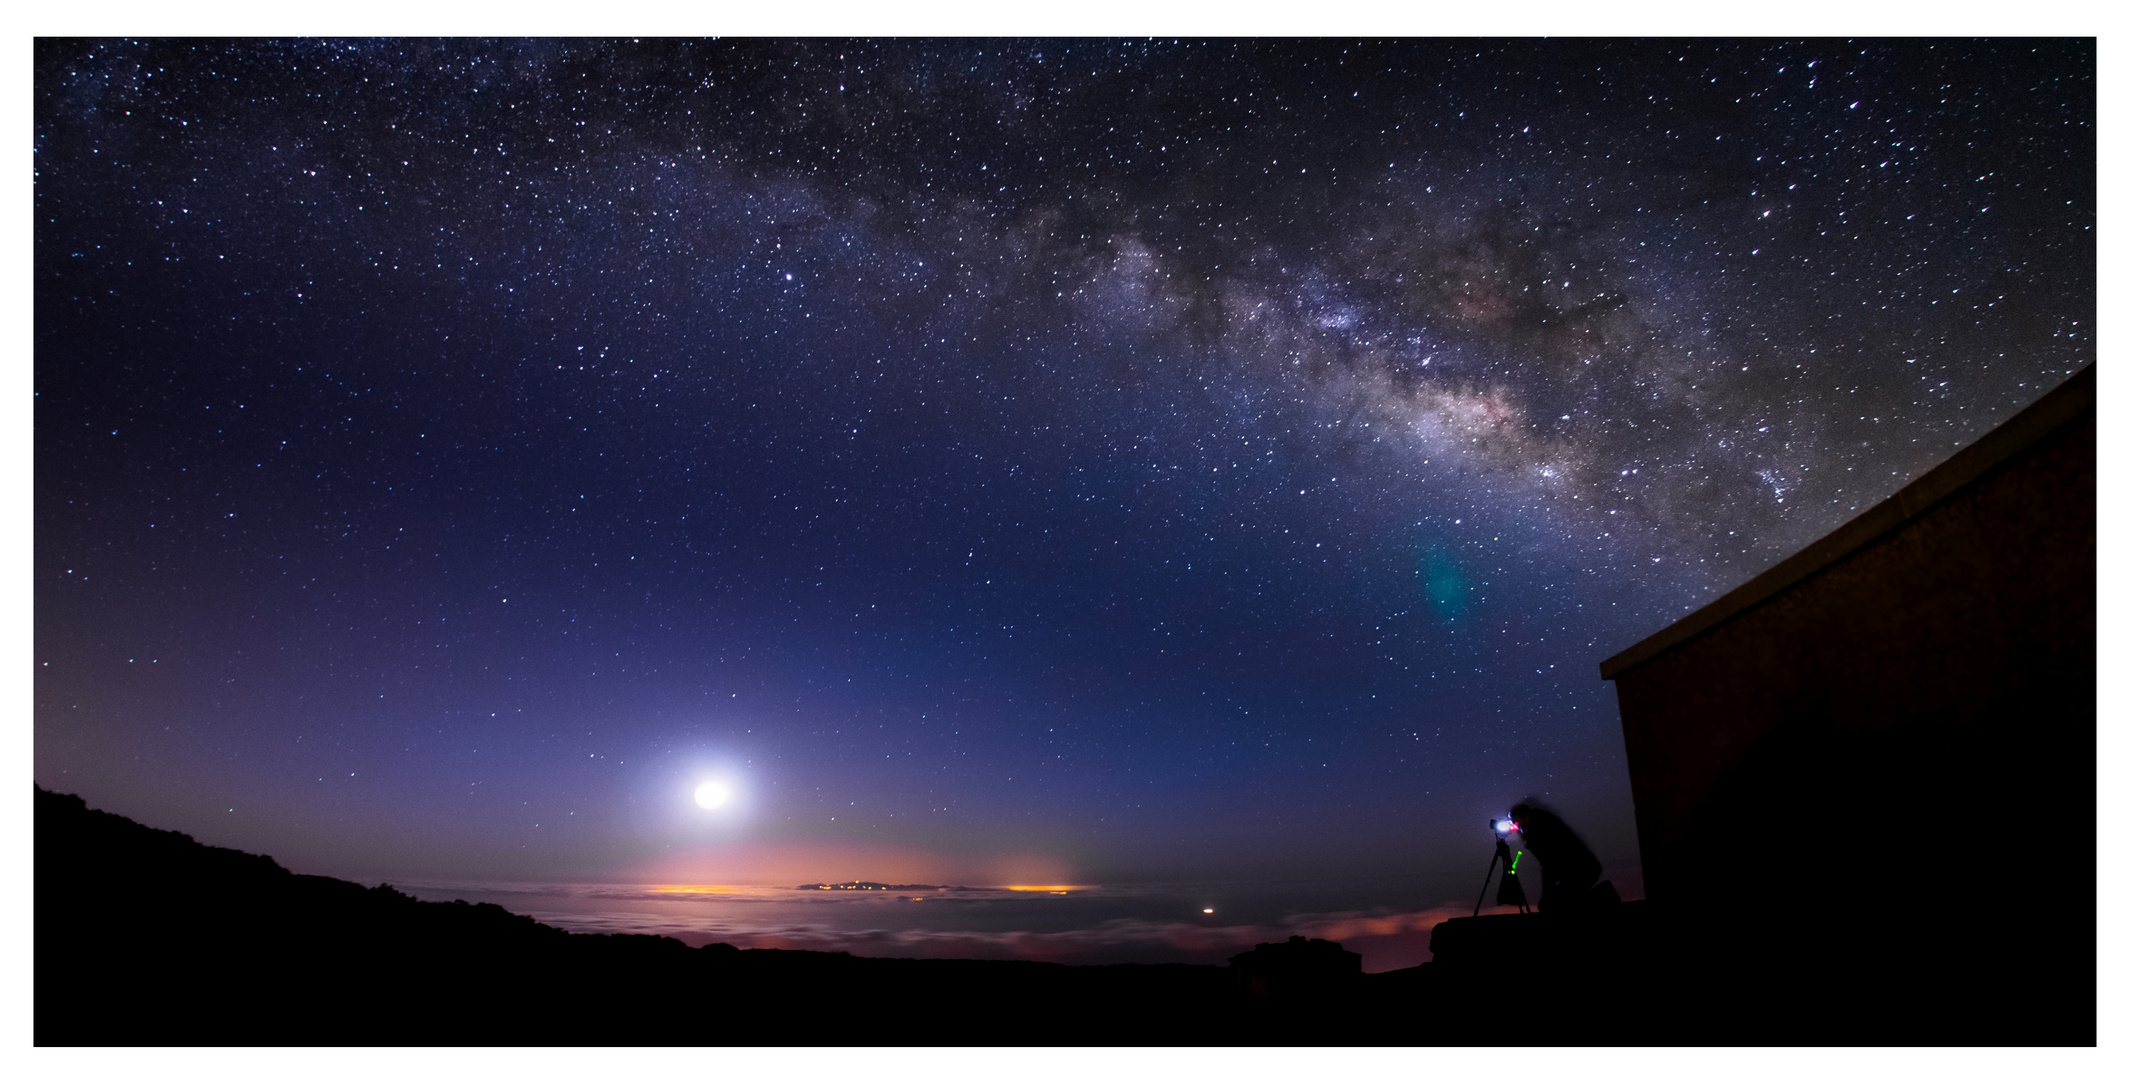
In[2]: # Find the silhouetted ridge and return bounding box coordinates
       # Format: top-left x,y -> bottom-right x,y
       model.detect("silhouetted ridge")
793,881 -> 949,891
38,787 -> 2083,1045
37,787 -> 1373,1045
1229,936 -> 1362,1001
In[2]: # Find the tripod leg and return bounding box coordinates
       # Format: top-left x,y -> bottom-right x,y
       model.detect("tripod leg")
1473,853 -> 1500,917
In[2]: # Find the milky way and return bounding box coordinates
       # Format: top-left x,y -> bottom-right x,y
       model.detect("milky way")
36,40 -> 2091,922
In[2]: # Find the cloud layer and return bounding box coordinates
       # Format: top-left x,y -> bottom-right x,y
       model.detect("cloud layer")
525,903 -> 1471,974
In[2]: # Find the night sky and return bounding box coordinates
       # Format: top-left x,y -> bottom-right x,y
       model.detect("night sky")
34,39 -> 2092,959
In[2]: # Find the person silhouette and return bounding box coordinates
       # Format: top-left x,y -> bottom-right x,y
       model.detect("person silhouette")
1509,801 -> 1603,912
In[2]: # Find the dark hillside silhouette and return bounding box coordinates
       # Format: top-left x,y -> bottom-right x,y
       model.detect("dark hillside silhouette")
36,786 -> 2087,1044
1229,935 -> 1363,1002
32,787 -> 1393,1045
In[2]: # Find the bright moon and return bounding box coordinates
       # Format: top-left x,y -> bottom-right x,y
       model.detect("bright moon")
693,781 -> 730,809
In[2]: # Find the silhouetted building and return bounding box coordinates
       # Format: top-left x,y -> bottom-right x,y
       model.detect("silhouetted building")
1599,365 -> 2094,1042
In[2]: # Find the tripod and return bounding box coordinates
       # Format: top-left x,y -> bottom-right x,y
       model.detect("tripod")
1472,834 -> 1531,916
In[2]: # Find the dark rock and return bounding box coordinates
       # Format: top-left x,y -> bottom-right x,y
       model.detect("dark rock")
1227,935 -> 1362,1001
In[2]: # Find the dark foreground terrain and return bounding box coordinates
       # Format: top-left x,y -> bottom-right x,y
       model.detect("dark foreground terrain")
36,787 -> 2089,1045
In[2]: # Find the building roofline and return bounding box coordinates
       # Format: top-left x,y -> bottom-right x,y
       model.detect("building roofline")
1599,364 -> 2095,682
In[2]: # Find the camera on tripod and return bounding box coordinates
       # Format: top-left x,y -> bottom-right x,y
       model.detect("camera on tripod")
1474,816 -> 1530,915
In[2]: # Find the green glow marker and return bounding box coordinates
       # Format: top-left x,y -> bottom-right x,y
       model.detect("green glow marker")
1508,852 -> 1521,875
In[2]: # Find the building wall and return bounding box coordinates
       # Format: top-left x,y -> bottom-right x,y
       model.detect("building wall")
1604,369 -> 2094,910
